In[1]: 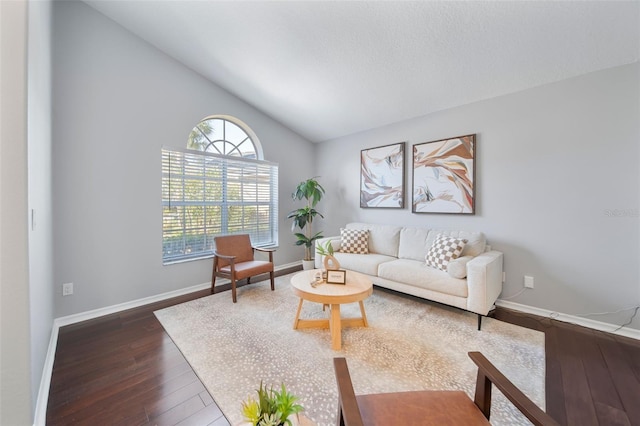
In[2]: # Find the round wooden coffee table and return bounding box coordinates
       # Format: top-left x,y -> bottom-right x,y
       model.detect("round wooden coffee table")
290,269 -> 373,350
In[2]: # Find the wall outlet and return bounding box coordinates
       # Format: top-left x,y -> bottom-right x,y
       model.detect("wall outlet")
62,282 -> 74,296
524,276 -> 534,289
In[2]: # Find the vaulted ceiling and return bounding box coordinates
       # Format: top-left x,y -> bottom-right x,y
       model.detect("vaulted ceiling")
84,1 -> 639,142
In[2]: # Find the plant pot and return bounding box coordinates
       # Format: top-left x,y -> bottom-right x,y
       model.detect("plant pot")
323,254 -> 341,271
237,414 -> 300,426
302,260 -> 316,270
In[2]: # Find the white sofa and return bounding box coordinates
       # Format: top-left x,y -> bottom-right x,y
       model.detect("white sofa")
315,222 -> 504,330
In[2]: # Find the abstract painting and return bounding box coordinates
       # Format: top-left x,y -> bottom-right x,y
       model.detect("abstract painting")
412,134 -> 475,214
360,142 -> 405,208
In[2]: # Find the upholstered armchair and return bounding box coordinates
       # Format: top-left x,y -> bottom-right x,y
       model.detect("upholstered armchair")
211,234 -> 275,303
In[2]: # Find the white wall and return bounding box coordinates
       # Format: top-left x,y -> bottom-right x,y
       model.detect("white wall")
28,0 -> 54,415
52,1 -> 315,317
0,0 -> 33,424
316,63 -> 640,330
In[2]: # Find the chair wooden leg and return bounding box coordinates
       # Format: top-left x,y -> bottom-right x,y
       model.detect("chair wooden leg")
337,402 -> 345,426
211,258 -> 218,295
231,277 -> 237,303
474,369 -> 492,420
270,270 -> 275,291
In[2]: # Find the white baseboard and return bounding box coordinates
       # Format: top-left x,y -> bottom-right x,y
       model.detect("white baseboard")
32,261 -> 300,426
496,299 -> 640,340
54,282 -> 212,328
32,323 -> 59,426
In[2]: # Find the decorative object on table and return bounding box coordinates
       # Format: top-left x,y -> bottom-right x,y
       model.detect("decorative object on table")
360,142 -> 405,208
286,177 -> 325,270
326,269 -> 346,284
316,240 -> 341,271
240,382 -> 304,426
412,134 -> 475,214
310,270 -> 323,288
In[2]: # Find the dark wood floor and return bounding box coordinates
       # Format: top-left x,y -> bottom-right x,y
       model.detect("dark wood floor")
47,282 -> 640,426
493,309 -> 640,426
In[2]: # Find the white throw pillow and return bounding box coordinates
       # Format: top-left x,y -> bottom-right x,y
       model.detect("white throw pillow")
425,235 -> 467,271
340,228 -> 369,254
447,255 -> 473,279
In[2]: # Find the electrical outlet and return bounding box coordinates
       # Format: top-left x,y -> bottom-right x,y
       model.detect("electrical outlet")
524,276 -> 534,289
62,282 -> 74,296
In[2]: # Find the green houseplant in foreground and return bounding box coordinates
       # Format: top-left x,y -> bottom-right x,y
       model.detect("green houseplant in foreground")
286,177 -> 325,265
241,382 -> 304,426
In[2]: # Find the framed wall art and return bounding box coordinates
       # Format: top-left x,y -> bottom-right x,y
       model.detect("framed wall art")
360,142 -> 405,208
412,134 -> 476,214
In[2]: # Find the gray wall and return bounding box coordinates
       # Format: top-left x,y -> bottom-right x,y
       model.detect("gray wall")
52,1 -> 315,317
28,0 -> 55,414
0,0 -> 32,424
316,63 -> 640,330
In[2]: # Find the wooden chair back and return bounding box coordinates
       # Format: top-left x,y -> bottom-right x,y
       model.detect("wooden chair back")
214,234 -> 254,268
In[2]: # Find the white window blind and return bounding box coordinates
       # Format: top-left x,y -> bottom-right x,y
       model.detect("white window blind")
162,146 -> 278,264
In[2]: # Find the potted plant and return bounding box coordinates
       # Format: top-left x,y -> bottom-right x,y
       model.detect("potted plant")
287,177 -> 325,269
240,382 -> 304,426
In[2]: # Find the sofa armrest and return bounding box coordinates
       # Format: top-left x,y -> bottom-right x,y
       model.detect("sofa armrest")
466,250 -> 504,316
314,236 -> 341,268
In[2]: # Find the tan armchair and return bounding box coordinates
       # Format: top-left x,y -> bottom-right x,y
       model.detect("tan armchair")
334,352 -> 559,426
211,234 -> 275,303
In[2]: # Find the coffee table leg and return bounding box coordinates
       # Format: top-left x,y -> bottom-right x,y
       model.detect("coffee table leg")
359,301 -> 369,327
293,298 -> 304,329
330,304 -> 342,350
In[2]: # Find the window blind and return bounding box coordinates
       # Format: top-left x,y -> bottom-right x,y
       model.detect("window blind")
162,146 -> 278,264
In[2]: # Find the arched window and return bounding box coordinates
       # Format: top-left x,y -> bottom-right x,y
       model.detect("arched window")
186,115 -> 263,160
161,116 -> 277,264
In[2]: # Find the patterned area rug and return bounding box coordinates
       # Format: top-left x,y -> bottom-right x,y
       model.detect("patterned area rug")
155,274 -> 544,426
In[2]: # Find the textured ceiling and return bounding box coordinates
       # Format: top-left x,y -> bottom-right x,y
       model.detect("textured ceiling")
84,1 -> 639,143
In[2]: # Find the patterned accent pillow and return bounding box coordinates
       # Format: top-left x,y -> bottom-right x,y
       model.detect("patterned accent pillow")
340,228 -> 369,254
425,236 -> 467,271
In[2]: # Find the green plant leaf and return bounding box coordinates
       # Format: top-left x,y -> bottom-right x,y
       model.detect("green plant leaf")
316,240 -> 334,256
291,178 -> 325,207
241,396 -> 261,425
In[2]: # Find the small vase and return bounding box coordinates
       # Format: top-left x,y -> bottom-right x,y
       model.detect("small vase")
323,254 -> 341,271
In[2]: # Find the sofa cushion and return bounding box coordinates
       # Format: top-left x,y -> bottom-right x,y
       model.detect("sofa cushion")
333,252 -> 396,276
340,228 -> 369,254
397,227 -> 431,261
447,255 -> 473,279
426,230 -> 486,257
378,259 -> 468,298
346,222 -> 402,257
425,236 -> 467,271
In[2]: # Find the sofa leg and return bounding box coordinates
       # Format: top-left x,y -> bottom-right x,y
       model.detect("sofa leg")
477,314 -> 482,331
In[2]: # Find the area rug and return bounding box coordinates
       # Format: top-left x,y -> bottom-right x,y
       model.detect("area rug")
155,274 -> 545,426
